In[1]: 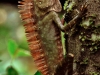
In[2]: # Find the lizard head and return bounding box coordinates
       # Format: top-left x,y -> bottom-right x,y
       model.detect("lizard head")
34,0 -> 62,12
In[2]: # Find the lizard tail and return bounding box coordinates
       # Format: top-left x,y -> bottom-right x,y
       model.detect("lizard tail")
18,0 -> 50,75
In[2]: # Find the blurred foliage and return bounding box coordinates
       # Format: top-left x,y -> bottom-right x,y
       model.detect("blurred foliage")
7,39 -> 30,59
0,60 -> 2,62
0,3 -> 37,75
6,66 -> 18,75
34,71 -> 42,75
7,39 -> 18,58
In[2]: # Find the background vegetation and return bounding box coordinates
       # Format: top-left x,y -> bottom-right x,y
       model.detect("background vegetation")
0,3 -> 39,75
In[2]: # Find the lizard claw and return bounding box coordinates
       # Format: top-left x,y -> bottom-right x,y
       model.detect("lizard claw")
80,2 -> 88,15
80,2 -> 87,11
76,2 -> 88,18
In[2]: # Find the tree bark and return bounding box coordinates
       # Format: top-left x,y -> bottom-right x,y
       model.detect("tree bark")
65,0 -> 100,75
55,0 -> 100,75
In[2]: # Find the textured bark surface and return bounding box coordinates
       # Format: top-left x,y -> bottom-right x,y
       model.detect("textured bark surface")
65,0 -> 100,75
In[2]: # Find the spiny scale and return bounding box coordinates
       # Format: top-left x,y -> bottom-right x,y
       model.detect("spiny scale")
18,0 -> 50,75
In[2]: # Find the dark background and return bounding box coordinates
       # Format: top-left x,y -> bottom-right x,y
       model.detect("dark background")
0,0 -> 65,6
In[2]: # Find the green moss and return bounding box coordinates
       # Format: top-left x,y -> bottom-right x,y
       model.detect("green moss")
63,0 -> 76,13
90,47 -> 93,51
79,35 -> 82,39
93,63 -> 100,68
91,14 -> 97,18
80,58 -> 88,65
80,18 -> 94,29
82,38 -> 85,41
89,72 -> 100,75
91,34 -> 100,42
81,48 -> 85,52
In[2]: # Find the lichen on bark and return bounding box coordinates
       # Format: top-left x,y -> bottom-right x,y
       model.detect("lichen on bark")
64,0 -> 100,74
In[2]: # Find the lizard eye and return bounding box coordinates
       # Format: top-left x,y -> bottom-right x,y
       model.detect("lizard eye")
39,1 -> 42,4
38,0 -> 42,4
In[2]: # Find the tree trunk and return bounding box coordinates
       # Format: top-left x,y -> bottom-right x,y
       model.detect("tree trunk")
55,0 -> 100,75
64,0 -> 100,75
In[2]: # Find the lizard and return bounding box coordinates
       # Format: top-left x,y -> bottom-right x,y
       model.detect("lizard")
18,0 -> 87,75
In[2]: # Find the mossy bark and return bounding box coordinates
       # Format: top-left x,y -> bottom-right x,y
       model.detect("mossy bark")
55,0 -> 100,75
65,0 -> 100,75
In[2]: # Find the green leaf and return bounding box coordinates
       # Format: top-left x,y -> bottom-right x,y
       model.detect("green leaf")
0,59 -> 2,62
7,39 -> 18,57
16,48 -> 30,57
6,66 -> 18,75
34,71 -> 42,75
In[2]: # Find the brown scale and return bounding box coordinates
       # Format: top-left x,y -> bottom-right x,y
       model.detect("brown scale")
55,34 -> 63,62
